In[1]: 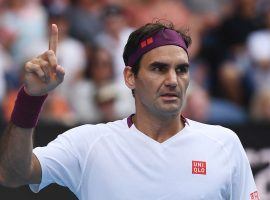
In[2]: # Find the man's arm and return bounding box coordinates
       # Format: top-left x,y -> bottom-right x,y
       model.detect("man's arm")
0,24 -> 65,187
0,124 -> 41,187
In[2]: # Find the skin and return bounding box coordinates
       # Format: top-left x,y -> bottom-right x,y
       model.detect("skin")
124,45 -> 189,143
0,24 -> 64,187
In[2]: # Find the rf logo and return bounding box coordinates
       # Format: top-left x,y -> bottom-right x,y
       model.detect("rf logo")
192,160 -> 206,175
250,191 -> 260,200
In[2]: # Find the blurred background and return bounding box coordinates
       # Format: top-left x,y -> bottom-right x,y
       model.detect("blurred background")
0,0 -> 270,199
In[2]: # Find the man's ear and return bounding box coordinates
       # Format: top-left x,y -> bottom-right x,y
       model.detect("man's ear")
124,66 -> 135,90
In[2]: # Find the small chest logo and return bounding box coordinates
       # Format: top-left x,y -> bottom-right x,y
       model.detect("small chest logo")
192,160 -> 207,175
250,191 -> 260,200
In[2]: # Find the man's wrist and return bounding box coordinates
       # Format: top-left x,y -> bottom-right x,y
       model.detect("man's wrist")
10,86 -> 48,128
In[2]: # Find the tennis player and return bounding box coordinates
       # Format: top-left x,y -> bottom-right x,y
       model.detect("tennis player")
0,22 -> 259,200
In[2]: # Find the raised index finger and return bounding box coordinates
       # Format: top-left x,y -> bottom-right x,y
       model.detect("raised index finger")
49,24 -> 58,54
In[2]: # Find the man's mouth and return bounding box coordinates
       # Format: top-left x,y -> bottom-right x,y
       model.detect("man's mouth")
160,92 -> 179,97
160,93 -> 179,100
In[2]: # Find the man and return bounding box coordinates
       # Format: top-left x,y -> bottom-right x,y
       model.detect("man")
0,22 -> 259,200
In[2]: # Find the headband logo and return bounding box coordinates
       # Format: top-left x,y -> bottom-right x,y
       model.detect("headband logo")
140,37 -> 153,48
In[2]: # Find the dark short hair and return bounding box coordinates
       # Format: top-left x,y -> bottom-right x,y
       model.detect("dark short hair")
123,21 -> 192,76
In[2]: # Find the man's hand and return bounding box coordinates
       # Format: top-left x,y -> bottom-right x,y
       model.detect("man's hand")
24,24 -> 65,96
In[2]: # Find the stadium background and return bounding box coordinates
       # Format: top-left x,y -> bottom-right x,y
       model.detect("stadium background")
0,0 -> 270,199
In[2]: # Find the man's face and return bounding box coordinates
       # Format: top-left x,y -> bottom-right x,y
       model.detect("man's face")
133,45 -> 190,117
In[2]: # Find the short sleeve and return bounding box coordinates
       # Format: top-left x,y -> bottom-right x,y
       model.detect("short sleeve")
29,124 -> 99,195
231,134 -> 259,200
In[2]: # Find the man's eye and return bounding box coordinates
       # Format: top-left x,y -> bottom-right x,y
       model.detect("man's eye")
153,66 -> 165,72
176,66 -> 188,74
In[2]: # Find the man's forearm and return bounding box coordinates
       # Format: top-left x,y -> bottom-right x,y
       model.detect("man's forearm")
0,122 -> 34,187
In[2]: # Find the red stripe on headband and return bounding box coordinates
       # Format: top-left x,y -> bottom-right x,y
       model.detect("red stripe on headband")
140,37 -> 154,48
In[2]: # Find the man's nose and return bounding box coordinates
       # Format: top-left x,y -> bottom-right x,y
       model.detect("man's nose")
164,70 -> 177,87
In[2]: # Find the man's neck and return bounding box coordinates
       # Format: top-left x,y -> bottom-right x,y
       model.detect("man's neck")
133,110 -> 185,143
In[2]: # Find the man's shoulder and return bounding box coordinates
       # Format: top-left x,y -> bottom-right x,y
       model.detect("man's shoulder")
186,118 -> 239,146
49,118 -> 129,152
64,118 -> 128,139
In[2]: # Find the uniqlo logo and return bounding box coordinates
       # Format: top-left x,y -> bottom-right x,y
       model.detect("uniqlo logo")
192,160 -> 206,175
250,191 -> 260,200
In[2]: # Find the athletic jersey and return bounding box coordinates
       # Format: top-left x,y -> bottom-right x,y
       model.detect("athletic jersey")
29,117 -> 259,200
